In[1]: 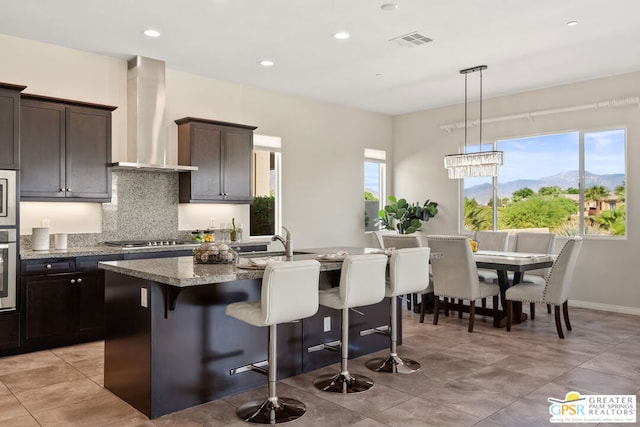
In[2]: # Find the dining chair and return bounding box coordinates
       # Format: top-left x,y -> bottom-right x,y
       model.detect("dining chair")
505,237 -> 583,339
381,234 -> 425,312
427,235 -> 500,332
513,232 -> 555,319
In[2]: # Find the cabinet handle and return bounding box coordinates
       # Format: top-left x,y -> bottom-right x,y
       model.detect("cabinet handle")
70,279 -> 76,284
59,188 -> 64,192
66,188 -> 71,192
46,264 -> 52,269
77,278 -> 82,283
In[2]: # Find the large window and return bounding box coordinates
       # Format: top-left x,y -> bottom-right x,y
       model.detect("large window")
250,135 -> 281,237
364,149 -> 386,232
463,129 -> 626,237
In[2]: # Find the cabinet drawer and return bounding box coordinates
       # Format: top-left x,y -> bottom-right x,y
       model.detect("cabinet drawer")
21,259 -> 75,276
76,254 -> 122,272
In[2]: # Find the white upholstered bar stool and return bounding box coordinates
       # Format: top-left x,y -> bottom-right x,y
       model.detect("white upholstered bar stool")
366,247 -> 431,374
313,254 -> 387,393
225,260 -> 321,424
381,234 -> 423,311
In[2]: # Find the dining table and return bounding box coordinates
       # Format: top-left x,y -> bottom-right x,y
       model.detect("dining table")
472,250 -> 555,327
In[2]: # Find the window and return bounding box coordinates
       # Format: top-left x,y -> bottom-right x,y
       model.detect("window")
364,149 -> 386,232
463,129 -> 626,237
250,135 -> 281,237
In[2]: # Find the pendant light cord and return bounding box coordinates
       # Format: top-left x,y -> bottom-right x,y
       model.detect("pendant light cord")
479,67 -> 483,153
464,72 -> 468,153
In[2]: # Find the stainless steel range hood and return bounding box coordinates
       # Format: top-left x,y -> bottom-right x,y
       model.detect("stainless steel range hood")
111,56 -> 197,172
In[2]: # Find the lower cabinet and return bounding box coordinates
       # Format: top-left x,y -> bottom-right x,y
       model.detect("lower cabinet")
20,256 -> 117,350
22,270 -> 106,348
0,312 -> 20,351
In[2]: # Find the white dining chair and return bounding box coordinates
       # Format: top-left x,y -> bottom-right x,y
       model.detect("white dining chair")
427,235 -> 500,332
512,232 -> 555,319
505,237 -> 583,339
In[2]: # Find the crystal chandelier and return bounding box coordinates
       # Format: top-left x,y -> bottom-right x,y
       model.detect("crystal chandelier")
444,65 -> 503,179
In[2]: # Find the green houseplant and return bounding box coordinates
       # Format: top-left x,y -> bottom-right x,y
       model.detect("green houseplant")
378,196 -> 438,234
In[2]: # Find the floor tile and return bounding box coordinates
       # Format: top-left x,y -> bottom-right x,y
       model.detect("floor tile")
0,363 -> 85,394
15,377 -> 107,413
0,307 -> 637,426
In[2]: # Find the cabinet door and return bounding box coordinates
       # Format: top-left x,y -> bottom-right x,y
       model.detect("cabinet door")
76,271 -> 105,338
23,274 -> 75,345
0,86 -> 22,170
65,105 -> 112,200
188,124 -> 224,201
20,99 -> 66,199
222,128 -> 253,202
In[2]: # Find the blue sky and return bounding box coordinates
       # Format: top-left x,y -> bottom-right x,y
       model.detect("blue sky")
364,161 -> 380,196
464,129 -> 625,188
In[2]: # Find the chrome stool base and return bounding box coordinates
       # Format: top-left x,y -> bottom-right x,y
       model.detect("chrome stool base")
313,371 -> 374,393
366,354 -> 421,374
237,396 -> 306,424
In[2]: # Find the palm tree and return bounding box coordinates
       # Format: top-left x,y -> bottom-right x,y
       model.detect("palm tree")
464,197 -> 491,231
584,185 -> 609,216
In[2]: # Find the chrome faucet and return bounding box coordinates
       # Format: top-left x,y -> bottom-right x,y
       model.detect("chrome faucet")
272,226 -> 293,257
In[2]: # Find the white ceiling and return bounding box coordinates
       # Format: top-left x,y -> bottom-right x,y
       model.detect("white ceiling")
2,0 -> 640,115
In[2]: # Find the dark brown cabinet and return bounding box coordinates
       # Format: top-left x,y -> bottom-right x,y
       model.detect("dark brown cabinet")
20,95 -> 116,202
20,255 -> 119,350
176,117 -> 256,203
0,83 -> 26,170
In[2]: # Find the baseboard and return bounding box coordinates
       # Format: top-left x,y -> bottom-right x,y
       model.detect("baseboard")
570,300 -> 640,316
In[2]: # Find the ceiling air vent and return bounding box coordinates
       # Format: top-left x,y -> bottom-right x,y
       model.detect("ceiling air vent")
389,31 -> 433,48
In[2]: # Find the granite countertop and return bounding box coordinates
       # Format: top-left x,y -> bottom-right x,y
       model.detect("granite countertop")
99,247 -> 385,287
20,241 -> 267,260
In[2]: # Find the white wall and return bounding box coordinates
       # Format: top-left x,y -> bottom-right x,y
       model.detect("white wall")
1,34 -> 393,248
393,71 -> 640,313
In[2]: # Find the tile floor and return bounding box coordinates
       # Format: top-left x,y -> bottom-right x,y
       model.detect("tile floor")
0,306 -> 639,426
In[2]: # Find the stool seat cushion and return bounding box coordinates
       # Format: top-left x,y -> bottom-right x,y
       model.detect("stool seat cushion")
226,301 -> 265,327
318,288 -> 345,309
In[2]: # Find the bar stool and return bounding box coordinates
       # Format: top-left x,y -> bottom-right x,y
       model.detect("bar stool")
366,247 -> 431,374
226,260 -> 321,424
313,254 -> 387,393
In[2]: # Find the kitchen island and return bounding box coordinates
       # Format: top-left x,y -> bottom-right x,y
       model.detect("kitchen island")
99,248 -> 395,419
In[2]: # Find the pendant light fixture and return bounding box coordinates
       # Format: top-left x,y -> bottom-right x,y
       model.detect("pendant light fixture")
444,65 -> 503,179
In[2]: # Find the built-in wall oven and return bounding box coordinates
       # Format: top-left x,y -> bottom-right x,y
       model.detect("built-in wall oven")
0,170 -> 17,311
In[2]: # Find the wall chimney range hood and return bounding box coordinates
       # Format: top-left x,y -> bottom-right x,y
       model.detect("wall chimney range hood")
111,56 -> 197,172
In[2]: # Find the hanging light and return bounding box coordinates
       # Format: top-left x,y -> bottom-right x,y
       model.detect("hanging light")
444,65 -> 503,179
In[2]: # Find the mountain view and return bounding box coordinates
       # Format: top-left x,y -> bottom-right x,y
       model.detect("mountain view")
465,170 -> 625,205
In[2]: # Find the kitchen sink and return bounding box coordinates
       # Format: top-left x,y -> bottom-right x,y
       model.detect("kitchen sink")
239,250 -> 310,258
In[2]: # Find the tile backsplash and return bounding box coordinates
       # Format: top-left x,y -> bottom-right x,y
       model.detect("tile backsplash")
21,170 -> 192,249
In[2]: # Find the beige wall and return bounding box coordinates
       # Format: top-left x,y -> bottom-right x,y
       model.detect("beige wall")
393,71 -> 640,314
1,34 -> 393,248
4,32 -> 637,313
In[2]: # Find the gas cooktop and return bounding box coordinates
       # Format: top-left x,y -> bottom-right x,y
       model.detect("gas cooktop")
104,240 -> 198,248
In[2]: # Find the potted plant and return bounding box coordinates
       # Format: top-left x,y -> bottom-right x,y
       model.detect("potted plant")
378,196 -> 438,234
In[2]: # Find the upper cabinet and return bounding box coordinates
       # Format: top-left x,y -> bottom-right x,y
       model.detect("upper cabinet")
20,95 -> 116,202
176,117 -> 257,203
0,83 -> 26,170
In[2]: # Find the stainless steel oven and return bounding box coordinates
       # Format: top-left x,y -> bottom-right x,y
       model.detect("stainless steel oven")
0,170 -> 16,227
0,229 -> 16,311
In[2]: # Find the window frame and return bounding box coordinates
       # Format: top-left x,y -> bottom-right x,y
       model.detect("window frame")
364,149 -> 387,232
461,126 -> 627,240
251,135 -> 281,238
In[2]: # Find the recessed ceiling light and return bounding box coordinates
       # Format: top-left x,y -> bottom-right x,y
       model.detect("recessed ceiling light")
260,60 -> 274,67
566,20 -> 578,27
143,29 -> 161,38
333,32 -> 350,40
380,3 -> 398,11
